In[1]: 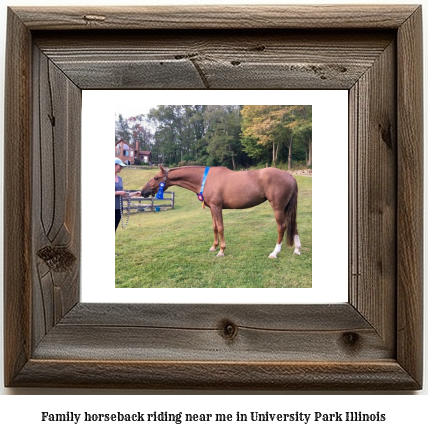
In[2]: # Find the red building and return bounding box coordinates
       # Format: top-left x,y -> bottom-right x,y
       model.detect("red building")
115,139 -> 152,165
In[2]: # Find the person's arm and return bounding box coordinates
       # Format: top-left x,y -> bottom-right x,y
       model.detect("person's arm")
115,191 -> 141,197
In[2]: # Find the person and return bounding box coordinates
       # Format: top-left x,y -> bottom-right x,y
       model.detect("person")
115,158 -> 140,232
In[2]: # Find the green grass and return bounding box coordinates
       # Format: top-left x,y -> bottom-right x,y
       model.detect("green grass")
115,167 -> 312,288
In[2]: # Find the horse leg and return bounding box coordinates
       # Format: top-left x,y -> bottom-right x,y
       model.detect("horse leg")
285,182 -> 301,255
209,211 -> 219,252
269,209 -> 286,259
293,232 -> 301,255
210,206 -> 226,257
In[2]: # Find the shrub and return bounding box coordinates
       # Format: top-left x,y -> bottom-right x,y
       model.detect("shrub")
206,156 -> 219,167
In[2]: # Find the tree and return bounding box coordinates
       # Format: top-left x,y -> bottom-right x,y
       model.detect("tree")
184,105 -> 207,161
204,105 -> 242,169
241,105 -> 287,166
292,106 -> 312,166
115,114 -> 131,143
148,105 -> 183,164
116,104 -> 311,169
241,105 -> 312,169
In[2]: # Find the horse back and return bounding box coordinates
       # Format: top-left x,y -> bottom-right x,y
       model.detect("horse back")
205,167 -> 296,209
254,167 -> 296,198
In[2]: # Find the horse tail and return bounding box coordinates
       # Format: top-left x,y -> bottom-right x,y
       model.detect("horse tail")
285,180 -> 298,247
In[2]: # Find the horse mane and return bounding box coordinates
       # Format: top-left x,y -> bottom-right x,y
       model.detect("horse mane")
168,166 -> 206,170
167,166 -> 207,173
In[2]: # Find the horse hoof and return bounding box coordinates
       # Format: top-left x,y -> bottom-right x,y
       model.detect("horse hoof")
216,252 -> 224,257
268,254 -> 277,259
293,250 -> 301,256
209,247 -> 217,252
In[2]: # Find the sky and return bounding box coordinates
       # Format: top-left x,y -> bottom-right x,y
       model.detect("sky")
115,105 -> 156,119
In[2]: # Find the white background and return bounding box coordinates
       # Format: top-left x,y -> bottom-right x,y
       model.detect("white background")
82,89 -> 348,303
0,0 -> 427,429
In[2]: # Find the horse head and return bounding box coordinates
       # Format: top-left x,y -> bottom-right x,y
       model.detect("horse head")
140,165 -> 169,198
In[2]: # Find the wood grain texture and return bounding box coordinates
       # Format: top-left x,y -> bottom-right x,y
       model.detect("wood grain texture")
3,5 -> 423,390
349,39 -> 397,351
4,8 -> 32,388
34,31 -> 394,90
32,46 -> 81,348
396,6 -> 424,386
11,5 -> 419,30
31,304 -> 390,363
11,361 -> 418,390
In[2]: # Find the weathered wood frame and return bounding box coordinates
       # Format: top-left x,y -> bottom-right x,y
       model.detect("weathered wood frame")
4,5 -> 423,390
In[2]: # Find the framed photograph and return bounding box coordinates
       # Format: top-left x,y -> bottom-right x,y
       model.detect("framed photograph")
4,5 -> 423,389
84,89 -> 347,303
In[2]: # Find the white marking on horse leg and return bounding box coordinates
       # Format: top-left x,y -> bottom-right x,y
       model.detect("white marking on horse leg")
209,246 -> 217,252
268,243 -> 282,259
293,235 -> 301,255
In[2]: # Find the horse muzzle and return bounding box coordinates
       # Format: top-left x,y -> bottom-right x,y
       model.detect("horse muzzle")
140,183 -> 153,198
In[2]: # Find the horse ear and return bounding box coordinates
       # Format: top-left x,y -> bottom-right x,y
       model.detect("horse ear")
159,164 -> 165,173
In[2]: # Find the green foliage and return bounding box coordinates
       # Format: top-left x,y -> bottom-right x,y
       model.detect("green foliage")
206,155 -> 219,167
116,105 -> 312,169
115,168 -> 312,288
240,105 -> 312,169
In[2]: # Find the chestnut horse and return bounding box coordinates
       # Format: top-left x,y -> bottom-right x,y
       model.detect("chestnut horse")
141,165 -> 301,258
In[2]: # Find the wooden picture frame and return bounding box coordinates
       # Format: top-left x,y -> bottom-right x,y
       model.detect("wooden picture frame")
4,5 -> 423,390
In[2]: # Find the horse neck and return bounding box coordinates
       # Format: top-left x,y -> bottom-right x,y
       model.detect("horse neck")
167,167 -> 205,193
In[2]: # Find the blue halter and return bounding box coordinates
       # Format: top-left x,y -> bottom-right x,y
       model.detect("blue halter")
197,167 -> 210,202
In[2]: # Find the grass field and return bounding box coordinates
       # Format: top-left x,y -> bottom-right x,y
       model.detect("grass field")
115,167 -> 312,288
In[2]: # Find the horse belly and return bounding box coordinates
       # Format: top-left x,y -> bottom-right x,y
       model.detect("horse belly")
221,185 -> 266,209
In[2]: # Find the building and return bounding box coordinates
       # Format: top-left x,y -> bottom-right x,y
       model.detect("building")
115,139 -> 152,165
139,150 -> 152,164
115,139 -> 135,165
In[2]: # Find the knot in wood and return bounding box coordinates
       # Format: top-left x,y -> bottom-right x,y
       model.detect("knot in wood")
341,332 -> 361,351
378,122 -> 393,149
219,320 -> 238,340
83,15 -> 106,24
251,45 -> 266,52
37,245 -> 76,272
